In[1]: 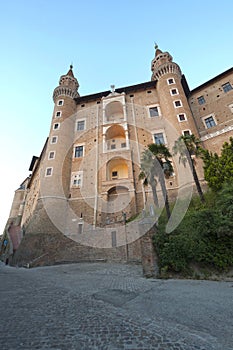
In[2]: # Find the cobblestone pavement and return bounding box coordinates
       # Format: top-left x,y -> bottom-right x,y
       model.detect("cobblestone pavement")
0,262 -> 233,350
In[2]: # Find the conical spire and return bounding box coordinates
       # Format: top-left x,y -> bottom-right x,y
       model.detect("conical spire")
67,64 -> 75,78
151,45 -> 181,81
53,65 -> 80,101
154,43 -> 162,57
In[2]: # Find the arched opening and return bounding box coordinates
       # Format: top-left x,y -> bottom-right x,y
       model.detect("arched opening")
108,186 -> 129,201
106,125 -> 126,150
107,158 -> 128,181
105,101 -> 124,122
104,185 -> 130,225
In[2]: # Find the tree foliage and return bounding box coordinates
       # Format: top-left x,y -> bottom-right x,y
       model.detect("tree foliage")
201,137 -> 233,191
139,143 -> 173,219
173,134 -> 205,202
153,183 -> 233,273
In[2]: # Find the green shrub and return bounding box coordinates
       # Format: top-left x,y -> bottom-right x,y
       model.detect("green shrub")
153,184 -> 233,274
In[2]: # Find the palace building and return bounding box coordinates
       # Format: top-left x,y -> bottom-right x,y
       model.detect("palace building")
2,46 -> 233,267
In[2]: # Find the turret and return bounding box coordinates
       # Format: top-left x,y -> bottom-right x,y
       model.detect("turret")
51,65 -> 79,123
151,46 -> 182,81
53,65 -> 79,101
151,45 -> 198,139
38,66 -> 80,235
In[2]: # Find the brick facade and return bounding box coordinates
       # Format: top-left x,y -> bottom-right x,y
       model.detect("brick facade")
3,47 -> 233,268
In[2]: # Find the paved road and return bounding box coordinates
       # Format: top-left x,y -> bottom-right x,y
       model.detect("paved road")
0,262 -> 232,350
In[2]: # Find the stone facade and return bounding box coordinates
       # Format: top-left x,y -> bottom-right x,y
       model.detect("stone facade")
188,68 -> 233,153
2,46 -> 233,267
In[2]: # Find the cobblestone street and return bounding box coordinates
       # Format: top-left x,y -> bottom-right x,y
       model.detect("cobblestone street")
0,262 -> 232,350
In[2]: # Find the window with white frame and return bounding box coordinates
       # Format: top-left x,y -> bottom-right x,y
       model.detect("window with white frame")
167,78 -> 175,85
77,120 -> 85,131
182,130 -> 191,136
74,145 -> 84,158
51,136 -> 58,144
174,100 -> 182,108
45,167 -> 53,176
153,132 -> 165,145
53,123 -> 60,130
55,111 -> 62,118
48,151 -> 55,160
149,105 -> 160,117
177,113 -> 187,122
57,99 -> 64,106
170,88 -> 179,96
71,171 -> 83,187
203,115 -> 216,129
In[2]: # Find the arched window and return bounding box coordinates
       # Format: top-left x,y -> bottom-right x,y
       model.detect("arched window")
105,101 -> 124,122
106,125 -> 126,150
106,158 -> 128,181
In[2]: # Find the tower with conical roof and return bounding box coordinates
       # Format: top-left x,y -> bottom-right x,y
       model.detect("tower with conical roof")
151,46 -> 198,139
53,65 -> 79,102
21,66 -> 80,236
45,64 -> 79,195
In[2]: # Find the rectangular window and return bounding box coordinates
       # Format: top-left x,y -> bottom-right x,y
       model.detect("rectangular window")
174,100 -> 182,108
72,171 -> 83,187
74,145 -> 84,158
170,88 -> 178,96
57,100 -> 64,106
154,132 -> 165,145
53,123 -> 60,130
222,82 -> 233,93
74,178 -> 81,185
149,106 -> 159,117
182,130 -> 191,136
56,111 -> 61,118
204,116 -> 216,129
51,136 -> 58,144
112,171 -> 118,178
197,96 -> 205,105
121,142 -> 126,148
77,120 -> 85,131
167,78 -> 175,85
49,151 -> 55,159
111,144 -> 116,149
45,167 -> 53,176
177,113 -> 186,122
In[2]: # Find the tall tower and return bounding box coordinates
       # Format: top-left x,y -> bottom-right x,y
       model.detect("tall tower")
151,46 -> 198,139
43,65 -> 79,195
24,66 -> 80,235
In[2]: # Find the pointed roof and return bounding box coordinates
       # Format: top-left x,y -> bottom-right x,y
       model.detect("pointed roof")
66,64 -> 74,77
155,48 -> 163,56
154,43 -> 162,57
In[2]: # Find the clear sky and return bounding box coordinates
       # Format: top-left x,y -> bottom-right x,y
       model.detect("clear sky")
0,0 -> 232,234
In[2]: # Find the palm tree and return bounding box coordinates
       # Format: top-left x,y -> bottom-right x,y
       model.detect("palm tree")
173,134 -> 205,202
139,143 -> 173,219
139,148 -> 159,207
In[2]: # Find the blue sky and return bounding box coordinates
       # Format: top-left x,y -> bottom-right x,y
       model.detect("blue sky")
0,0 -> 233,233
